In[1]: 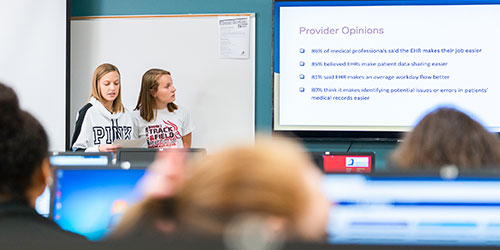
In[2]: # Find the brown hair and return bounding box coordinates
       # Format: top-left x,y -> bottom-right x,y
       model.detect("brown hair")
111,197 -> 177,238
390,107 -> 500,169
176,137 -> 317,239
135,68 -> 178,122
89,63 -> 124,113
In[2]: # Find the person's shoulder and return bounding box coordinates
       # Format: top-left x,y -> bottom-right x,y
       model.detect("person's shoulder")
121,107 -> 134,115
129,108 -> 141,116
0,202 -> 88,243
116,108 -> 136,123
130,109 -> 145,121
75,102 -> 95,122
174,106 -> 189,115
78,102 -> 94,113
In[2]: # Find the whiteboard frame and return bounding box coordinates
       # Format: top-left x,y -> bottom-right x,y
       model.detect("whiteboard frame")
70,13 -> 255,153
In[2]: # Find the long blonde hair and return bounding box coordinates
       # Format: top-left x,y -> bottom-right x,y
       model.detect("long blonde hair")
111,137 -> 327,241
177,137 -> 316,238
135,68 -> 178,122
89,63 -> 124,113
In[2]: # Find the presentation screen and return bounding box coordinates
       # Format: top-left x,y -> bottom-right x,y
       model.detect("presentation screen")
274,0 -> 500,138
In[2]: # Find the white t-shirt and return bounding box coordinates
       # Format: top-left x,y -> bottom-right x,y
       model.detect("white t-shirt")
132,106 -> 195,149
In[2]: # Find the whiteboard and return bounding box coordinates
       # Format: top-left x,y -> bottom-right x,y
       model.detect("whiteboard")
0,0 -> 66,151
71,14 -> 255,153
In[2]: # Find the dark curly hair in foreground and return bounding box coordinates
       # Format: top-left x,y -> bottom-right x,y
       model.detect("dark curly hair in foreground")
0,83 -> 48,202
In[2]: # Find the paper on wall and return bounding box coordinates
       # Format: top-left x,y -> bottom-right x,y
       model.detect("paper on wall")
218,16 -> 250,59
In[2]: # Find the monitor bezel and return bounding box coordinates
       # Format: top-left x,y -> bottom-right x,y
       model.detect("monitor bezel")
49,151 -> 113,166
116,147 -> 207,163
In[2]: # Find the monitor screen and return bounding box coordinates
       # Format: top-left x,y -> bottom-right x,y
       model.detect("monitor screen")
322,174 -> 500,246
274,0 -> 500,139
49,152 -> 111,166
51,168 -> 146,240
116,148 -> 157,165
35,152 -> 112,217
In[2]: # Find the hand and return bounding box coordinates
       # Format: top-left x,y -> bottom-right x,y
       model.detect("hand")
138,149 -> 188,198
98,144 -> 120,153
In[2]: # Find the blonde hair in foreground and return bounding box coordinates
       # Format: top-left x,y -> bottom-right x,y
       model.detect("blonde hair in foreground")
177,136 -> 328,241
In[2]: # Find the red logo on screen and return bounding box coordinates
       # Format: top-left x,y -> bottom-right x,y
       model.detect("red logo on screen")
323,155 -> 371,173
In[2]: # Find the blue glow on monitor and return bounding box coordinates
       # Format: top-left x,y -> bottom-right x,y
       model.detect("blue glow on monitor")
35,154 -> 111,216
49,155 -> 109,166
51,169 -> 146,240
323,175 -> 500,246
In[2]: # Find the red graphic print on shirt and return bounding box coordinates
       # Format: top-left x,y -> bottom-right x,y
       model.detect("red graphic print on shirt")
145,120 -> 182,148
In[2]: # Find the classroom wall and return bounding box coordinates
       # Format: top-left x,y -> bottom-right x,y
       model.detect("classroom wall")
1,0 -> 67,151
71,0 -> 397,169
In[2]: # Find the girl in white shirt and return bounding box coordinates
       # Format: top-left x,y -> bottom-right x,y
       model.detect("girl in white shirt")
71,63 -> 136,152
133,68 -> 194,149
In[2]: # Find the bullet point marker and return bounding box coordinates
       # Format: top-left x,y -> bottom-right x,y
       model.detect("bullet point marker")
299,48 -> 305,53
299,74 -> 305,79
299,61 -> 305,66
299,87 -> 305,92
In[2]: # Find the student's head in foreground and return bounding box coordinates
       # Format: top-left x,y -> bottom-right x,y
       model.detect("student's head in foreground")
176,137 -> 329,241
113,137 -> 329,242
0,83 -> 51,206
390,107 -> 500,169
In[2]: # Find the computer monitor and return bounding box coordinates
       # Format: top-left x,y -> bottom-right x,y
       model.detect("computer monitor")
116,148 -> 207,166
116,148 -> 156,165
49,151 -> 112,166
50,166 -> 146,241
323,173 -> 500,246
311,152 -> 374,173
35,152 -> 113,217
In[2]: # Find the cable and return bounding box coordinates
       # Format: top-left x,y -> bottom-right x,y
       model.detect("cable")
346,141 -> 353,152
